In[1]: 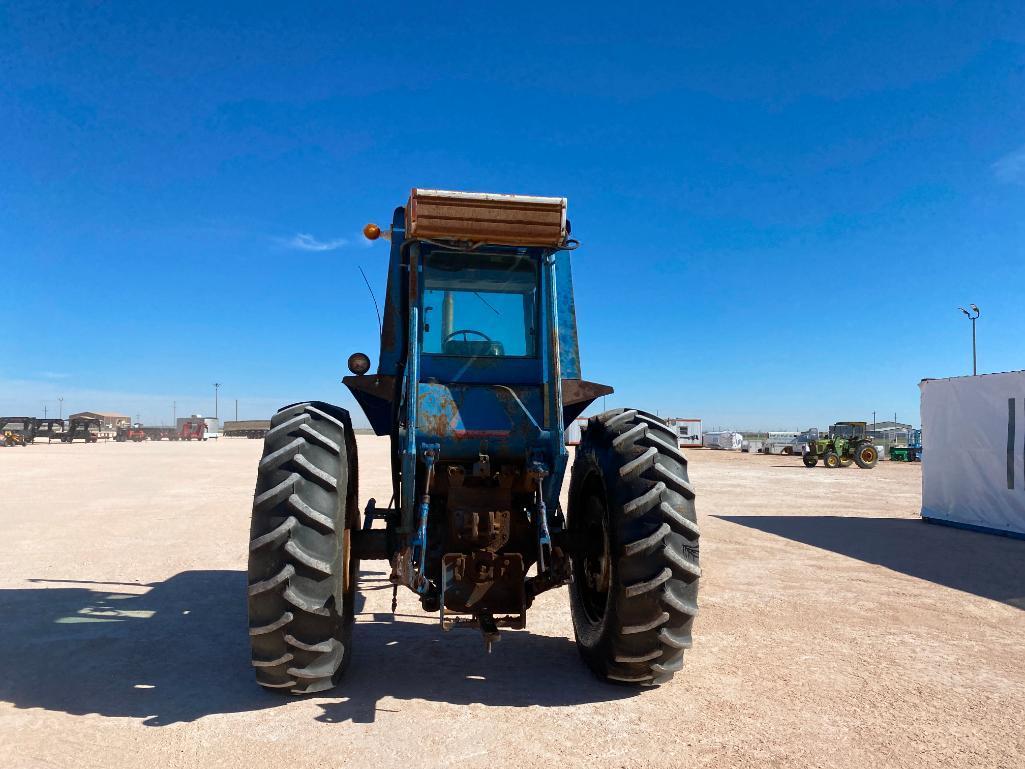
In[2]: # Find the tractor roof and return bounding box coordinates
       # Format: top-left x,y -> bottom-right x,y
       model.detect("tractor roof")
406,188 -> 568,248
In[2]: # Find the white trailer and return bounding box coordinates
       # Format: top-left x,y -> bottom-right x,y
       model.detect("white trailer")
703,430 -> 743,450
921,371 -> 1025,538
666,418 -> 702,449
763,431 -> 801,455
565,417 -> 588,447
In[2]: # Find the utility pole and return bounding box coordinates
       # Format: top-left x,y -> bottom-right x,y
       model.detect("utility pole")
213,383 -> 221,420
235,399 -> 238,421
58,396 -> 64,419
172,401 -> 176,427
958,305 -> 980,375
873,411 -> 876,433
43,403 -> 47,419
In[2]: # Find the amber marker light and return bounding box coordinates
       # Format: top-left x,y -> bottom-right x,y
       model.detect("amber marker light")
363,223 -> 381,240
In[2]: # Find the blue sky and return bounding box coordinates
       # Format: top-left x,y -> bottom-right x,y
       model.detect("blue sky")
2,2 -> 1024,429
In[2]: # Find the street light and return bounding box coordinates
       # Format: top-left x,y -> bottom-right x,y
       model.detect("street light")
958,304 -> 980,375
58,396 -> 64,420
213,382 -> 221,420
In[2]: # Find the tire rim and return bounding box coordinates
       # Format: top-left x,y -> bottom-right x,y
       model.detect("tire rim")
861,447 -> 875,463
342,525 -> 357,623
576,492 -> 611,624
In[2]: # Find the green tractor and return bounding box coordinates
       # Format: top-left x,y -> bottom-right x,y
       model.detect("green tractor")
801,422 -> 879,469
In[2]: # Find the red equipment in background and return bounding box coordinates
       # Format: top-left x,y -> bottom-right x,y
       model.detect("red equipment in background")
179,420 -> 207,441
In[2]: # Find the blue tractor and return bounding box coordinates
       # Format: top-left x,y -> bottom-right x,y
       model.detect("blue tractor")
246,189 -> 700,693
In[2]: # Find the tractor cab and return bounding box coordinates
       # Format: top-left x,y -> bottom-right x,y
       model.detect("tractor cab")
422,248 -> 536,358
829,421 -> 867,439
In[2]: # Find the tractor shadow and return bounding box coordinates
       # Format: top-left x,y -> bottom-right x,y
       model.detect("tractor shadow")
717,515 -> 1025,609
317,605 -> 637,724
0,570 -> 634,726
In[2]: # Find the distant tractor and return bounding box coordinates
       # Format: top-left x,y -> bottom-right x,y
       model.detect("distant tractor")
245,189 -> 700,694
115,424 -> 147,442
802,422 -> 879,469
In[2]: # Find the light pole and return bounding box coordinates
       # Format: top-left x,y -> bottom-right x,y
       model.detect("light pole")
58,397 -> 64,419
213,383 -> 221,420
958,304 -> 980,375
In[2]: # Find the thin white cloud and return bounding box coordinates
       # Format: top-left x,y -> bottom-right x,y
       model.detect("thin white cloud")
38,371 -> 71,379
278,233 -> 348,251
992,145 -> 1025,184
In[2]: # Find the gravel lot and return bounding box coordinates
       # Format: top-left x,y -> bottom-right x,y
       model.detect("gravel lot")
2,437 -> 1023,768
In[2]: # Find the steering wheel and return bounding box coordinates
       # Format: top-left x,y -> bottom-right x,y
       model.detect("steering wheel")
443,329 -> 493,344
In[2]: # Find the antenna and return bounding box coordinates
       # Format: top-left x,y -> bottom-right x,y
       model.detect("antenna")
358,265 -> 383,337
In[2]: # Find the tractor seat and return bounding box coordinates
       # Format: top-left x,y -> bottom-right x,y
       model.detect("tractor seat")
442,340 -> 505,357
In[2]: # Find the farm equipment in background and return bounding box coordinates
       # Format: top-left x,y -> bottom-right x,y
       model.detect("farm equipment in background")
0,417 -> 38,446
116,424 -> 148,442
222,420 -> 271,439
179,420 -> 207,441
245,188 -> 700,694
889,429 -> 922,462
802,421 -> 878,469
144,426 -> 178,441
34,418 -> 65,442
61,417 -> 100,443
115,425 -> 179,441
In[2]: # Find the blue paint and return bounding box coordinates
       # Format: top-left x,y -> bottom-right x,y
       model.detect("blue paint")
400,305 -> 419,530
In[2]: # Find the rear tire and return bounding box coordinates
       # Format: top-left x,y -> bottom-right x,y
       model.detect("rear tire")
247,401 -> 359,694
853,443 -> 878,469
569,408 -> 700,686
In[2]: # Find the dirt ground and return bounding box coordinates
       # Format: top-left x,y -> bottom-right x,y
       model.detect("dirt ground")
1,437 -> 1023,769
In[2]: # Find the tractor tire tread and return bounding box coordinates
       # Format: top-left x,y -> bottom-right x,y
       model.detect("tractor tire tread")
569,408 -> 700,687
246,401 -> 357,695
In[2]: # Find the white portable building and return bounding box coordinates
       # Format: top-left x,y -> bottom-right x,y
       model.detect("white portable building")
666,418 -> 702,448
920,371 -> 1025,538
